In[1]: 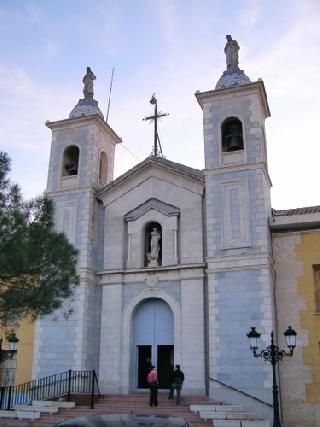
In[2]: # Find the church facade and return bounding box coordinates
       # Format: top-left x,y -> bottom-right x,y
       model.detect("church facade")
26,37 -> 320,426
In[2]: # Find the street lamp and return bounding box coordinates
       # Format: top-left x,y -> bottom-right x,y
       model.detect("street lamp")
247,326 -> 297,427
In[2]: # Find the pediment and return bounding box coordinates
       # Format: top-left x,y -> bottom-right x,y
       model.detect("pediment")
124,198 -> 180,222
98,155 -> 204,196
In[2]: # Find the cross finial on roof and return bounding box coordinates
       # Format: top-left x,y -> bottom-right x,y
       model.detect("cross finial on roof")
143,94 -> 169,157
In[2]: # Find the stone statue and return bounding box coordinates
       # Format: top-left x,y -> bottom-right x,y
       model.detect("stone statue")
147,227 -> 161,267
224,35 -> 240,71
82,67 -> 96,100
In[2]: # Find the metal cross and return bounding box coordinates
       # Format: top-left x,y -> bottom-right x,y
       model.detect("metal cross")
143,94 -> 169,157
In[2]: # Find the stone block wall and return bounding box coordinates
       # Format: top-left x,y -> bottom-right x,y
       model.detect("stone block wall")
274,230 -> 320,427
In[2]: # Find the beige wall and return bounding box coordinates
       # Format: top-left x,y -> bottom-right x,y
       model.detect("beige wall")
273,229 -> 320,427
0,318 -> 35,385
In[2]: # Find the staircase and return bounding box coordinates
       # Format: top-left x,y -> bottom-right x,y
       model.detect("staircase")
39,393 -> 215,427
0,393 -> 270,427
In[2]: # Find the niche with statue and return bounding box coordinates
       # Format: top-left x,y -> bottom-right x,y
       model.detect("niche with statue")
144,222 -> 162,267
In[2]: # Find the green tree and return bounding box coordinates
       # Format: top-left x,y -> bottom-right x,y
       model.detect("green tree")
0,152 -> 79,325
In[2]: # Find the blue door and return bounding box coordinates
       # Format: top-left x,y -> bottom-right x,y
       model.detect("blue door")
133,299 -> 174,388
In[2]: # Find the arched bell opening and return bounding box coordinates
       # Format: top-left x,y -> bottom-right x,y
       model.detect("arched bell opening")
221,117 -> 244,152
62,145 -> 80,176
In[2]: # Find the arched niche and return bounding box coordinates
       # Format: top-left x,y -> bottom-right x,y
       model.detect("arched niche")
144,222 -> 162,267
99,151 -> 108,185
62,145 -> 79,176
221,117 -> 244,152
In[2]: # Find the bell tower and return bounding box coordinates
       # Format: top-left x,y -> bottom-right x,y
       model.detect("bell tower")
32,68 -> 121,379
196,36 -> 274,406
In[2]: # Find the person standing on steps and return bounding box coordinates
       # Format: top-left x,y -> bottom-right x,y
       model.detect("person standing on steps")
147,366 -> 158,407
168,364 -> 185,405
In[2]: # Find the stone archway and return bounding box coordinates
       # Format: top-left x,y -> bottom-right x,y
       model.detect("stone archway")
120,288 -> 181,393
133,298 -> 173,388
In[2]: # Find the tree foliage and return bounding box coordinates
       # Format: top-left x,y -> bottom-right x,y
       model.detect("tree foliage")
0,152 -> 79,325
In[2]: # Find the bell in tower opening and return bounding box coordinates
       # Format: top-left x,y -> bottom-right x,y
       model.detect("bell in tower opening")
221,117 -> 244,152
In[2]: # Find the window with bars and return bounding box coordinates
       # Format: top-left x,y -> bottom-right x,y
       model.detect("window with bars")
313,266 -> 320,313
0,356 -> 17,387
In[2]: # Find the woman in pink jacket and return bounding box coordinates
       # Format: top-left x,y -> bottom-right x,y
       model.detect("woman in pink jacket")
147,366 -> 158,406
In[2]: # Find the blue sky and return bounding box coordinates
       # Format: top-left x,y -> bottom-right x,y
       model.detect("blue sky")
1,0 -> 320,209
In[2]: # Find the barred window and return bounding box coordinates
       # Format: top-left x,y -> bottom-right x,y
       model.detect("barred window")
314,266 -> 320,313
0,356 -> 17,386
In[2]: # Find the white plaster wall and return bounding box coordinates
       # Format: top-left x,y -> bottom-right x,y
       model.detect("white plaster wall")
127,209 -> 178,268
98,267 -> 206,395
47,118 -> 118,193
98,284 -> 123,394
180,276 -> 206,394
102,167 -> 204,271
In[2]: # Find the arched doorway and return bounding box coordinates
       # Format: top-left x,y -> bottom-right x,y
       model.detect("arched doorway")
133,298 -> 174,389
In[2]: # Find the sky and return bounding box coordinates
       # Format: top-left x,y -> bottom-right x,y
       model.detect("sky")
1,0 -> 320,209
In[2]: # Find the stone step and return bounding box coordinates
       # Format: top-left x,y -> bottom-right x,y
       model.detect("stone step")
213,421 -> 270,427
212,422 -> 242,427
200,411 -> 257,421
32,400 -> 76,409
0,420 -> 54,427
41,407 -> 209,420
98,396 -> 214,404
191,405 -> 243,413
241,422 -> 270,427
0,410 -> 17,419
38,402 -> 213,427
1,393 -> 269,427
13,405 -> 59,414
16,410 -> 41,420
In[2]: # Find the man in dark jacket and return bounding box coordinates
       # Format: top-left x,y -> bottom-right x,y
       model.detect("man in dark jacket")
168,364 -> 185,405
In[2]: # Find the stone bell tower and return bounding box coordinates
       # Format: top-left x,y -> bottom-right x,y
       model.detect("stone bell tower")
32,68 -> 121,379
196,36 -> 275,406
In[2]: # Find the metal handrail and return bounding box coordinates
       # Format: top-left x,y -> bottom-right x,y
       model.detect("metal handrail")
0,369 -> 100,410
208,376 -> 272,407
90,370 -> 101,409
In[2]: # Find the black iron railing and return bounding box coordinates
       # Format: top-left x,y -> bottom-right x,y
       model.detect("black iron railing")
0,369 -> 100,410
208,376 -> 272,407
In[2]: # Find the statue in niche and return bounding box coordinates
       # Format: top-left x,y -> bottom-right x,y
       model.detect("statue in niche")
224,122 -> 243,151
225,35 -> 240,71
82,67 -> 96,100
147,227 -> 161,267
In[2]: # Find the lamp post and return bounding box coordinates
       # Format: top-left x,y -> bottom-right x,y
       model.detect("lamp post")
247,326 -> 297,427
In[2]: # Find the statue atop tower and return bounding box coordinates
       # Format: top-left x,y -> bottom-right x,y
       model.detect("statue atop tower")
82,67 -> 96,100
225,35 -> 240,71
69,66 -> 104,119
215,35 -> 251,90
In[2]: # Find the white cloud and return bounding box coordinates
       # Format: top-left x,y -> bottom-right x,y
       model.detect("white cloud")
156,0 -> 177,44
240,0 -> 260,26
